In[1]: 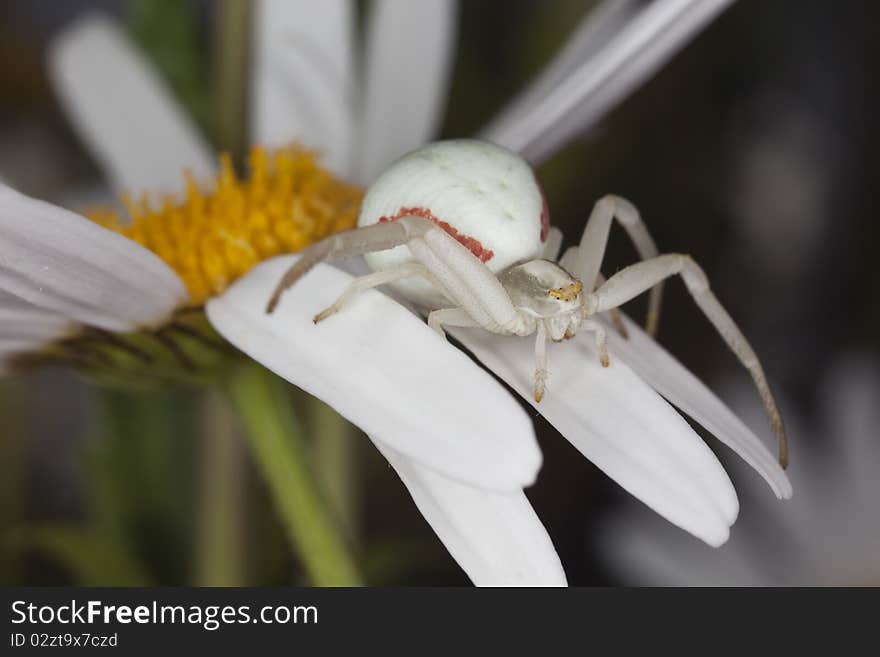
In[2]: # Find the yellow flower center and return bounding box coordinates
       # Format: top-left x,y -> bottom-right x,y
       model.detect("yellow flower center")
88,147 -> 363,305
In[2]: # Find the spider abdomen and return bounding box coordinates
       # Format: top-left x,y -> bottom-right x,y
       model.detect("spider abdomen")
358,139 -> 548,308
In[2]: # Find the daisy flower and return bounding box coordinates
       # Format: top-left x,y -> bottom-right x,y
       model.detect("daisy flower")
598,356 -> 878,586
1,0 -> 789,586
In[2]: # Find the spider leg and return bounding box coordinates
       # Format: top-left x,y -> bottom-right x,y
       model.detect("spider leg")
586,253 -> 789,469
561,245 -> 628,339
534,319 -> 608,402
542,226 -> 564,261
534,322 -> 548,402
580,318 -> 610,367
573,195 -> 663,335
266,216 -> 435,313
406,227 -> 520,333
426,308 -> 481,340
594,272 -> 628,339
313,262 -> 437,324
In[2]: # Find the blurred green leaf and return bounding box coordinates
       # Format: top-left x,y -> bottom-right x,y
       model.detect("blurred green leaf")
5,525 -> 153,586
83,386 -> 197,584
362,538 -> 445,585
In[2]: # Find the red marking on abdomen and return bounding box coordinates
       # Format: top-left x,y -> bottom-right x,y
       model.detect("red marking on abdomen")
377,206 -> 495,263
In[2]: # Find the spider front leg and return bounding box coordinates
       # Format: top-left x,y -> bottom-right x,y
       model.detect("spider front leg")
269,212 -> 522,339
534,323 -> 548,402
573,195 -> 663,335
581,319 -> 610,368
532,319 -> 608,402
427,308 -> 481,340
266,216 -> 435,313
595,272 -> 629,339
560,244 -> 628,339
585,253 -> 789,469
405,226 -> 521,332
313,262 -> 436,323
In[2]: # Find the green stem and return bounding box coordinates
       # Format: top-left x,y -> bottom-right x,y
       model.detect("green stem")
194,390 -> 246,586
214,0 -> 251,158
226,363 -> 362,586
310,399 -> 360,539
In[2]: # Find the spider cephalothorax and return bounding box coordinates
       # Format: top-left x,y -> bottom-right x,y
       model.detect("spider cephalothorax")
267,139 -> 789,468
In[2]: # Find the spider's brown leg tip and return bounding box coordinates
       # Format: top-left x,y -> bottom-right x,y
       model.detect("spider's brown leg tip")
771,416 -> 788,469
778,437 -> 789,469
645,312 -> 659,338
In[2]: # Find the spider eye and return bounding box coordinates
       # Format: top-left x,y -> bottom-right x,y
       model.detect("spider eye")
548,280 -> 582,302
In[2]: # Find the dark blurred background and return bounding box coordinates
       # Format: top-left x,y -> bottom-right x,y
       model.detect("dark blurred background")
1,0 -> 877,586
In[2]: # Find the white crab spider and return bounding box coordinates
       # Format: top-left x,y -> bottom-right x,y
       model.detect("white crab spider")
267,139 -> 789,468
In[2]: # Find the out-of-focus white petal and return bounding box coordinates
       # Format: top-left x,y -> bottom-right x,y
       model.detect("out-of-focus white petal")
48,15 -> 215,195
0,289 -> 70,357
604,314 -> 793,500
356,0 -> 458,183
481,0 -> 734,164
205,255 -> 541,490
484,0 -> 643,154
452,326 -> 738,547
0,185 -> 187,332
251,0 -> 355,176
372,439 -> 567,586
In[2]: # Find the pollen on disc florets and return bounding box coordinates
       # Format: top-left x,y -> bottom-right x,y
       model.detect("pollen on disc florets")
88,146 -> 363,305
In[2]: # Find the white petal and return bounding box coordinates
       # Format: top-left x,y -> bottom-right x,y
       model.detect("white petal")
482,0 -> 643,153
0,184 -> 187,332
481,0 -> 734,163
356,0 -> 458,183
372,438 -> 567,586
0,338 -> 45,361
0,316 -> 69,344
0,290 -> 73,345
605,314 -> 793,500
251,0 -> 356,176
451,326 -> 738,547
48,15 -> 215,195
205,255 -> 541,490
